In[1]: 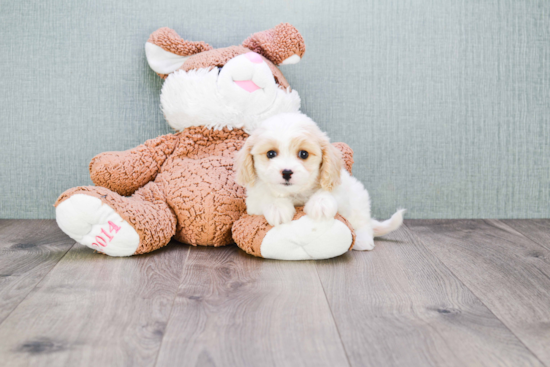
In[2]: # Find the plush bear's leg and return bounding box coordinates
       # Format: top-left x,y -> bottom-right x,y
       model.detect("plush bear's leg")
232,207 -> 356,260
55,182 -> 176,256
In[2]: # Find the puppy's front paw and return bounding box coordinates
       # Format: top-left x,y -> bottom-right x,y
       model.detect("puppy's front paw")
264,202 -> 296,226
353,226 -> 375,251
304,191 -> 338,221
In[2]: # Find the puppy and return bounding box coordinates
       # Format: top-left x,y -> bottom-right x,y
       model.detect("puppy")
234,112 -> 405,250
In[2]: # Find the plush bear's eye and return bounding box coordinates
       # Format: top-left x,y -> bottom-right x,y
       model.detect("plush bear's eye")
298,150 -> 309,159
267,150 -> 277,159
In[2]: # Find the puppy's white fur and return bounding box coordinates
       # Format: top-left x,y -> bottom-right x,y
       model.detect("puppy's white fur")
235,112 -> 405,251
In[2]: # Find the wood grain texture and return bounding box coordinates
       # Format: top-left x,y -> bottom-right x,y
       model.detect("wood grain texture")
155,245 -> 349,367
501,220 -> 550,251
0,220 -> 74,325
2,219 -> 550,367
316,225 -> 544,367
407,219 -> 550,365
0,239 -> 189,367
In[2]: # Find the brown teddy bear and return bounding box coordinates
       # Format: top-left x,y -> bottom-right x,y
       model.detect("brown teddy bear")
55,23 -> 356,259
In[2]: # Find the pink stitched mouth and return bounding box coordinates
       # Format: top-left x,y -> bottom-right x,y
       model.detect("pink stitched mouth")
234,80 -> 261,93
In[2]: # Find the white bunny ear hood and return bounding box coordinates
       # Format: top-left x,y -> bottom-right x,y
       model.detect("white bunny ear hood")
159,63 -> 301,134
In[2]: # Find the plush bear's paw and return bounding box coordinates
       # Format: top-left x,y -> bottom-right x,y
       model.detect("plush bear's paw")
233,207 -> 356,260
261,216 -> 352,260
304,191 -> 338,221
264,201 -> 296,226
353,226 -> 375,251
56,194 -> 140,256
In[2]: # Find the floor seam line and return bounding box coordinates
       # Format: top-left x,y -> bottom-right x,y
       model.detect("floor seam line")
0,240 -> 76,330
314,263 -> 353,367
152,245 -> 192,367
494,219 -> 550,252
403,222 -> 549,367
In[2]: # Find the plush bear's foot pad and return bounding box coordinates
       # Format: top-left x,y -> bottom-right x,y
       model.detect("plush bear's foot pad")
233,207 -> 356,260
261,216 -> 353,260
56,194 -> 140,256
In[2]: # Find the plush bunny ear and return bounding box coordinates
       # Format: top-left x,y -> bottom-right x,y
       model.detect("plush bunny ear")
145,27 -> 213,76
242,23 -> 305,66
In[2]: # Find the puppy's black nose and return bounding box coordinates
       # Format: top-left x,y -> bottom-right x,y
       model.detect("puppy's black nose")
282,169 -> 293,181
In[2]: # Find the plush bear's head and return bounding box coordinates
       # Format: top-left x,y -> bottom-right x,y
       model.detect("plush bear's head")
145,23 -> 305,133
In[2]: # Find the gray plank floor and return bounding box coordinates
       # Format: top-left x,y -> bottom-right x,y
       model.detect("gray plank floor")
0,219 -> 548,367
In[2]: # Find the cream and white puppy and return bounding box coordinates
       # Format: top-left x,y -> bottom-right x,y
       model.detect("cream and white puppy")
235,112 -> 405,250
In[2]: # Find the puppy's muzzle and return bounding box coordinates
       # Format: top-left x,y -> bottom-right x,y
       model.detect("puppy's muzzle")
282,169 -> 293,182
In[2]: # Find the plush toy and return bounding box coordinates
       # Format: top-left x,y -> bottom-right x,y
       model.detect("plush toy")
55,23 -> 356,259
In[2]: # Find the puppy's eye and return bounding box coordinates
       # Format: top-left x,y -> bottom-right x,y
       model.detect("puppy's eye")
267,150 -> 277,159
298,150 -> 309,159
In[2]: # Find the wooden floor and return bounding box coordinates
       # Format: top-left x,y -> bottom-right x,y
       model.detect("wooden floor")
0,220 -> 549,367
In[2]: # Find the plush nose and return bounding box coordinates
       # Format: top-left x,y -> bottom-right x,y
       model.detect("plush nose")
282,169 -> 293,181
245,52 -> 263,63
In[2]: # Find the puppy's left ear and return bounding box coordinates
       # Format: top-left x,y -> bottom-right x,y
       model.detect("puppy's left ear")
320,137 -> 342,191
234,137 -> 257,187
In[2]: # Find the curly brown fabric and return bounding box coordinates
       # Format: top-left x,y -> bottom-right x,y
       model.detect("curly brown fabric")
243,23 -> 306,65
171,125 -> 248,159
181,46 -> 248,71
157,127 -> 249,246
232,207 -> 356,258
333,142 -> 354,175
148,27 -> 213,56
87,127 -> 249,248
55,183 -> 177,255
159,156 -> 246,247
89,134 -> 179,196
232,212 -> 272,257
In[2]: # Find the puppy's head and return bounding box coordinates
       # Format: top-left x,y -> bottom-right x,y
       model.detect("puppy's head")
235,113 -> 342,194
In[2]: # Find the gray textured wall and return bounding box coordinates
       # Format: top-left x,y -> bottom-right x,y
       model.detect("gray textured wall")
1,0 -> 549,219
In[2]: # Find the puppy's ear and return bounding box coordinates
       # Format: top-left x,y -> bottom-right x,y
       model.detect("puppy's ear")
234,137 -> 257,187
319,136 -> 342,191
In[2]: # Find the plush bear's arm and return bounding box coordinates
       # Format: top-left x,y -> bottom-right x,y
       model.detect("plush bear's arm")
332,142 -> 354,175
89,134 -> 179,196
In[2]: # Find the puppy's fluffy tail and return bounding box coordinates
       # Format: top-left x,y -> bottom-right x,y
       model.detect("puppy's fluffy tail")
372,209 -> 406,237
